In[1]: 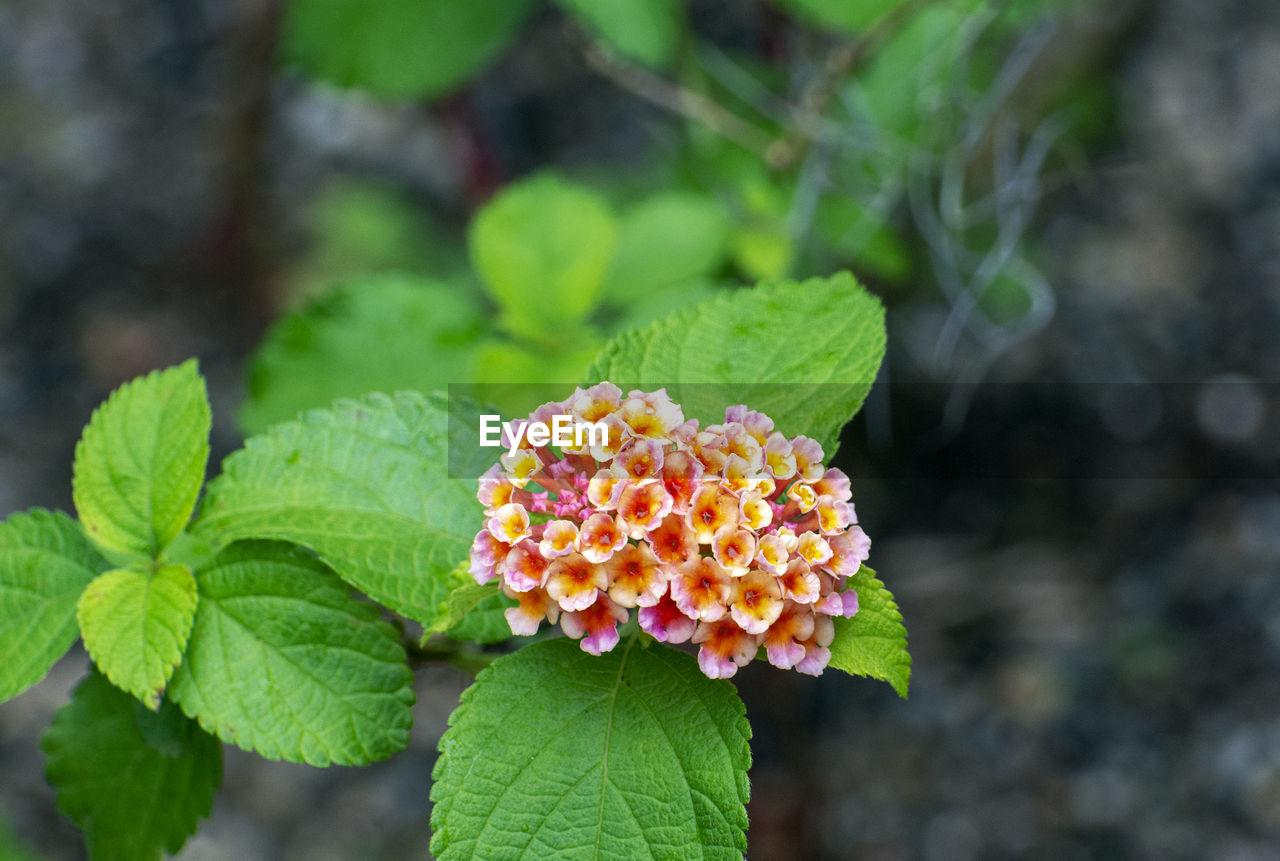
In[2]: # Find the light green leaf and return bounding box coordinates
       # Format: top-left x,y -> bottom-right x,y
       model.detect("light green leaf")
41,671 -> 221,861
196,392 -> 477,627
72,359 -> 211,557
829,566 -> 911,698
431,637 -> 751,860
604,192 -> 732,300
554,0 -> 682,68
282,0 -> 536,100
425,563 -> 513,645
586,272 -> 886,456
240,275 -> 487,434
76,564 -> 198,711
169,541 -> 415,766
0,509 -> 108,703
470,175 -> 618,342
473,338 -> 602,417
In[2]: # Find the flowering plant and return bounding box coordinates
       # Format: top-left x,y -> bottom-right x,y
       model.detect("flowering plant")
0,274 -> 908,860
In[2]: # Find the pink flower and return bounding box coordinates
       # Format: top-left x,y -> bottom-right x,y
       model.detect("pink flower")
692,619 -> 758,679
638,594 -> 696,644
561,595 -> 628,655
467,388 -> 880,679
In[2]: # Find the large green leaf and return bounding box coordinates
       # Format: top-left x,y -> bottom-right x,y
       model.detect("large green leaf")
553,0 -> 682,68
77,564 -> 198,711
0,509 -> 108,703
470,175 -> 618,342
196,392 -> 477,626
282,0 -> 537,100
41,671 -> 221,861
603,192 -> 732,301
169,541 -> 414,766
586,272 -> 886,456
72,360 -> 211,557
829,567 -> 911,698
240,275 -> 487,434
431,637 -> 751,860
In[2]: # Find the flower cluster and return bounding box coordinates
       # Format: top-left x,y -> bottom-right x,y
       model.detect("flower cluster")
469,383 -> 870,679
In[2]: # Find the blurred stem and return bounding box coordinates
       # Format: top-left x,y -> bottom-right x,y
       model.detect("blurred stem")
406,637 -> 499,676
579,38 -> 776,159
575,0 -> 940,172
767,0 -> 942,170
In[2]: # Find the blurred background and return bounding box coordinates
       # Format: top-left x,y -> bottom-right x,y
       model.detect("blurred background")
2,0 -> 1279,858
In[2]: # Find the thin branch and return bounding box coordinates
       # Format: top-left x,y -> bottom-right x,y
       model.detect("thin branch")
766,0 -> 944,170
580,40 -> 776,159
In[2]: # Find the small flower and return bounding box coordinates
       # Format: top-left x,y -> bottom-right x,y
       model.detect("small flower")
578,512 -> 627,563
796,532 -> 833,567
763,432 -> 798,480
755,533 -> 790,575
545,553 -> 607,612
638,594 -> 696,644
825,525 -> 870,577
687,484 -> 740,544
712,526 -> 757,577
502,585 -> 560,636
477,464 -> 516,513
670,557 -> 731,621
816,495 -> 857,534
729,570 -> 785,634
762,602 -> 816,669
795,615 -> 836,676
615,437 -> 665,483
504,540 -> 550,592
791,436 -> 825,482
487,502 -> 532,545
646,514 -> 699,565
605,543 -> 667,608
561,595 -> 629,655
499,447 -> 541,488
692,619 -> 758,679
616,482 -> 674,539
538,520 -> 579,559
469,530 -> 511,584
738,490 -> 773,531
660,450 -> 704,514
778,557 -> 821,604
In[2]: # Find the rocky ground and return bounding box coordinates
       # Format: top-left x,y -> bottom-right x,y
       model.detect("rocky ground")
2,0 -> 1280,859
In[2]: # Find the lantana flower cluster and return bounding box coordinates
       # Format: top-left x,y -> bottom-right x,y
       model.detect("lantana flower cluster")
469,383 -> 870,679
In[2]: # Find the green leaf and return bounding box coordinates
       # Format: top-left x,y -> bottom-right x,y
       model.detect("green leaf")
76,564 -> 198,711
41,671 -> 221,861
0,509 -> 108,703
554,0 -> 682,68
282,0 -> 537,100
72,359 -> 211,557
470,175 -> 618,342
169,541 -> 415,766
425,563 -> 514,645
473,338 -> 603,417
240,275 -> 487,435
603,192 -> 732,300
828,566 -> 911,698
197,392 -> 477,627
431,637 -> 751,860
586,272 -> 886,456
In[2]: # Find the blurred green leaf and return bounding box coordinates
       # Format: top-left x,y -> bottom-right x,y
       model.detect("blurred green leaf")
282,0 -> 536,100
470,175 -> 618,342
241,275 -> 486,435
72,360 -> 210,559
473,338 -> 602,416
554,0 -> 683,68
604,192 -> 732,300
77,564 -> 198,711
42,672 -> 221,861
0,509 -> 107,704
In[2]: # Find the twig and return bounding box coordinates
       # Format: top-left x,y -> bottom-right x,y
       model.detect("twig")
766,0 -> 943,170
580,40 -> 776,159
